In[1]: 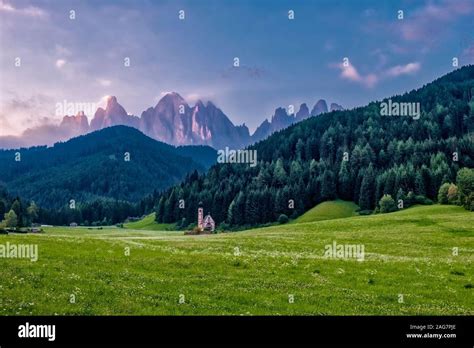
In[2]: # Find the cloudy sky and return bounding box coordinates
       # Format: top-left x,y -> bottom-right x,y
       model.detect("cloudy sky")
1,0 -> 473,136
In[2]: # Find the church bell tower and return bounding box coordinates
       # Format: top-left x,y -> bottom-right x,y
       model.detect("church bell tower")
197,202 -> 204,230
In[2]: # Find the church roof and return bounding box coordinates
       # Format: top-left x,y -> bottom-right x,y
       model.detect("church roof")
203,215 -> 214,223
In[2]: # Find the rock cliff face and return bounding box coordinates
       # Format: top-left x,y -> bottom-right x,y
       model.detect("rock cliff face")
60,111 -> 90,134
90,96 -> 139,131
136,93 -> 250,149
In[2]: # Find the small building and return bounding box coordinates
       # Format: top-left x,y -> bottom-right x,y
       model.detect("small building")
69,222 -> 78,227
195,202 -> 216,233
202,213 -> 215,232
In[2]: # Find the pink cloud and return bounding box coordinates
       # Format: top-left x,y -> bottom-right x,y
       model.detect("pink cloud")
398,0 -> 474,42
337,62 -> 378,88
333,61 -> 421,88
385,62 -> 421,77
0,0 -> 47,18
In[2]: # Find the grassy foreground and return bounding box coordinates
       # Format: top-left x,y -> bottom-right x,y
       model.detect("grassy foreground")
0,205 -> 472,315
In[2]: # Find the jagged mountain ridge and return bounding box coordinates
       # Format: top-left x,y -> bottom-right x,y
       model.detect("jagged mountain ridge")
252,100 -> 344,142
0,93 -> 343,149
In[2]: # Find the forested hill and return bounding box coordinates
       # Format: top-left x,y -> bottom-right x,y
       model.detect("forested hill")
156,65 -> 474,226
0,126 -> 216,209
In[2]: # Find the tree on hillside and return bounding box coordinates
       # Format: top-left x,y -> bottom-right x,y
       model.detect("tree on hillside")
27,201 -> 39,224
338,161 -> 352,200
447,184 -> 459,205
227,192 -> 245,225
10,199 -> 24,227
456,168 -> 474,211
379,194 -> 397,213
438,183 -> 450,204
273,159 -> 287,187
4,209 -> 18,228
0,200 -> 5,219
320,168 -> 336,201
359,164 -> 376,210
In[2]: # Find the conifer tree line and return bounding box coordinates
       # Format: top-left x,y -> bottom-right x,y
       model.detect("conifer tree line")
0,186 -> 158,228
155,66 -> 474,227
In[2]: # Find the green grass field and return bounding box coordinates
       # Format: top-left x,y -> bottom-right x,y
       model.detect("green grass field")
123,213 -> 175,231
0,204 -> 472,315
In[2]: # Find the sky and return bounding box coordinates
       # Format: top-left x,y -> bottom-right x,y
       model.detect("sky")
1,0 -> 474,136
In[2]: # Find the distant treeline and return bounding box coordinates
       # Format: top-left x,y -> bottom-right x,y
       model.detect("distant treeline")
0,186 -> 158,227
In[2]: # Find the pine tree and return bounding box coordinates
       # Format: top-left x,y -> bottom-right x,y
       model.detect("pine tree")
359,164 -> 376,210
338,161 -> 352,200
320,169 -> 336,201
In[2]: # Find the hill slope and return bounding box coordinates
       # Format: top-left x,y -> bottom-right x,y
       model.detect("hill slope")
0,126 -> 216,208
124,213 -> 174,231
293,200 -> 358,223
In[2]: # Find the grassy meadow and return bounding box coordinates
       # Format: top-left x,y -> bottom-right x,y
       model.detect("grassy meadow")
0,204 -> 472,315
123,213 -> 174,231
293,200 -> 359,223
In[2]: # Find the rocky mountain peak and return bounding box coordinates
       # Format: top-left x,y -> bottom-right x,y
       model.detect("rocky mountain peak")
330,103 -> 344,111
296,103 -> 310,121
311,99 -> 328,116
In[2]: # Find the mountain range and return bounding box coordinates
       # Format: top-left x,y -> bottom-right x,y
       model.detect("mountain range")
0,93 -> 343,149
252,100 -> 343,142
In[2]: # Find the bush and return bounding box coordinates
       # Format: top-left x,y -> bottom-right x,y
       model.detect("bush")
414,195 -> 433,205
423,197 -> 433,205
406,191 -> 415,207
379,194 -> 397,213
447,184 -> 459,205
456,168 -> 474,210
437,183 -> 450,204
278,214 -> 289,224
467,192 -> 474,211
358,210 -> 373,215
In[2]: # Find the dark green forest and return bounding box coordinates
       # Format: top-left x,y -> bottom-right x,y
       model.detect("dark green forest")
0,126 -> 216,225
155,66 -> 474,227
